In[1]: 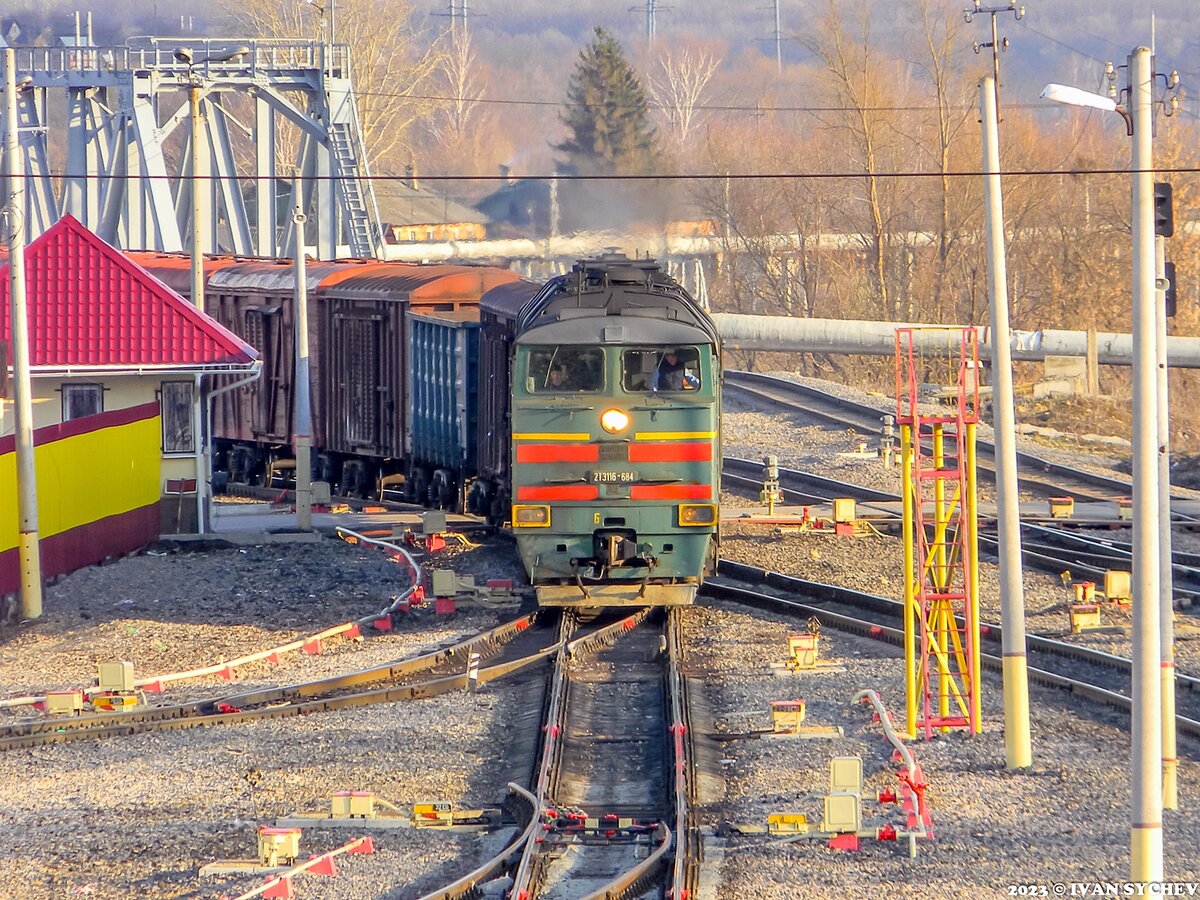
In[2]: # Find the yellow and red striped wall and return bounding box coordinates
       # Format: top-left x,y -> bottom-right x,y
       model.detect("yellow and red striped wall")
1,402 -> 161,598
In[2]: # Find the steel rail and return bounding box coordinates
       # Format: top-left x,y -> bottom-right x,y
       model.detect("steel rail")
414,782 -> 540,900
716,560 -> 1200,697
706,564 -> 1200,742
0,613 -> 540,744
724,369 -> 1146,503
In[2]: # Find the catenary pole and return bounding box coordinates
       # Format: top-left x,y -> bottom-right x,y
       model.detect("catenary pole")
980,74 -> 1031,768
1155,233 -> 1178,811
1128,44 -> 1164,884
4,48 -> 43,619
292,196 -> 313,531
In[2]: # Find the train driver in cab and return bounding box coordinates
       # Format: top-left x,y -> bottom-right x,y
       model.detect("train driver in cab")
652,347 -> 700,391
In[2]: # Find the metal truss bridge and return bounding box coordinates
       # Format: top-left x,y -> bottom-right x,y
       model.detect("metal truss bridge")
1,38 -> 382,260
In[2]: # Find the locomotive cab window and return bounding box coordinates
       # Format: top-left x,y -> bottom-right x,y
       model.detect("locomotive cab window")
623,347 -> 702,392
526,346 -> 604,392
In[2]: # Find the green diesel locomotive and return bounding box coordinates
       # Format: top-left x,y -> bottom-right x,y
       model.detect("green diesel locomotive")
494,255 -> 721,607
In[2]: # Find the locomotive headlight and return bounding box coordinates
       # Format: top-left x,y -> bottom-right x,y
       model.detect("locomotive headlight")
678,504 -> 718,526
600,408 -> 630,434
512,505 -> 551,527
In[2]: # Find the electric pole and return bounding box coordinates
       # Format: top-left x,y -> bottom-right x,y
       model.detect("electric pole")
773,0 -> 782,72
963,1 -> 1025,118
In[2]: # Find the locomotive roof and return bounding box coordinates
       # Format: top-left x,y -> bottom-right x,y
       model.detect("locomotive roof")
514,256 -> 718,348
480,278 -> 542,320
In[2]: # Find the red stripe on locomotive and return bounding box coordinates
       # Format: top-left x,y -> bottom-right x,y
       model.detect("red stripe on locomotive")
627,442 -> 712,463
630,484 -> 713,501
516,444 -> 601,464
516,485 -> 601,501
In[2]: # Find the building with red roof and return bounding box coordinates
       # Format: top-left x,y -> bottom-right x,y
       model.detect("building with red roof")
1,217 -> 260,603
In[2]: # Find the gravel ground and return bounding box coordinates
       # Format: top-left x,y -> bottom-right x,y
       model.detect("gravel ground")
682,601 -> 1200,897
0,527 -> 529,899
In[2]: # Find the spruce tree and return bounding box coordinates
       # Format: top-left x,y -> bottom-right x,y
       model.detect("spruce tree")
557,27 -> 657,174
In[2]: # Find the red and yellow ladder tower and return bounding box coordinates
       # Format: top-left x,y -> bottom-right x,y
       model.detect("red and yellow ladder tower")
896,327 -> 982,740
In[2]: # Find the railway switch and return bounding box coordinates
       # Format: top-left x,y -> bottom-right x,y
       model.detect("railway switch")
770,699 -> 806,732
1116,498 -> 1133,520
97,661 -> 135,693
257,827 -> 301,867
1104,570 -> 1132,605
1048,496 -> 1075,519
44,690 -> 83,715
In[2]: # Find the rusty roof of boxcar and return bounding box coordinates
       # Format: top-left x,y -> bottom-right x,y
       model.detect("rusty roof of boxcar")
318,264 -> 518,301
124,251 -> 248,294
480,279 -> 542,319
205,258 -> 378,294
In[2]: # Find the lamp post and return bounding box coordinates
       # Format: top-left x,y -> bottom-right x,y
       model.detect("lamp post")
173,45 -> 250,314
1043,45 -> 1163,883
3,49 -> 41,620
979,73 -> 1031,770
172,45 -> 249,535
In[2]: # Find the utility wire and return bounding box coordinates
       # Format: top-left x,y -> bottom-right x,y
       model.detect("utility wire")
37,166 -> 1200,182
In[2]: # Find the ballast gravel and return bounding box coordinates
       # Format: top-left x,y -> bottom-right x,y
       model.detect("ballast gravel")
0,532 -> 528,899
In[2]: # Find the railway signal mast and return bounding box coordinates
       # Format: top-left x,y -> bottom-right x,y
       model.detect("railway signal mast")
967,0 -> 1031,770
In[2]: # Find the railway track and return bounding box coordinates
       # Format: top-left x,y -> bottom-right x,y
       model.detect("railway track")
504,607 -> 698,900
706,560 -> 1200,743
724,369 -> 1146,504
0,613 -> 568,752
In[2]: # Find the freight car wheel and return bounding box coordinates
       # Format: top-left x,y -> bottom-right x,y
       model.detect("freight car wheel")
430,469 -> 455,510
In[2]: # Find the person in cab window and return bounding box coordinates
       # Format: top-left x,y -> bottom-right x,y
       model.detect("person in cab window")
652,348 -> 699,391
547,365 -> 571,390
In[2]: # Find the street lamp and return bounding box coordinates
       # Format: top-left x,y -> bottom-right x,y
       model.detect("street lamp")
303,0 -> 336,46
3,49 -> 41,620
1044,48 -> 1163,883
173,45 -> 250,315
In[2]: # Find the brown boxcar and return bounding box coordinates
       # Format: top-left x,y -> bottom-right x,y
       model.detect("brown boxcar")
128,253 -> 516,496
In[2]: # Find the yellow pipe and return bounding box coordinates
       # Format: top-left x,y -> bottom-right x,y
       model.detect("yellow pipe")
901,424 -> 917,739
1162,662 -> 1178,809
965,421 -> 982,733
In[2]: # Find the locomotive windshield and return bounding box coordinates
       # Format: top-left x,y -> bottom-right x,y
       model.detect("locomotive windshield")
527,346 -> 605,392
623,347 -> 703,392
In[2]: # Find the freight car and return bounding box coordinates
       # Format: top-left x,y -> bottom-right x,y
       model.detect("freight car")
477,255 -> 722,606
129,253 -> 517,501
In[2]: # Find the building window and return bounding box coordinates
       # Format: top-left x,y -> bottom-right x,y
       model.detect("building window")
62,383 -> 103,421
161,381 -> 195,453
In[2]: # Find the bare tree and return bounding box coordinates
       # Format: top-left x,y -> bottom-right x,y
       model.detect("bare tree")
646,48 -> 721,146
428,28 -> 484,149
811,5 -> 901,319
228,0 -> 443,170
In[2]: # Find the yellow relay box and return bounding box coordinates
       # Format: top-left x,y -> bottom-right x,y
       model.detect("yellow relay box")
769,700 -> 806,733
787,633 -> 820,669
331,791 -> 375,818
1105,570 -> 1132,604
257,827 -> 300,867
97,661 -> 135,693
831,498 -> 856,524
45,691 -> 83,715
413,801 -> 454,827
767,813 -> 808,834
822,793 -> 862,834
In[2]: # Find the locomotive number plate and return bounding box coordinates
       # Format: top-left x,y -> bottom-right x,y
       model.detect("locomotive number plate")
592,471 -> 636,483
